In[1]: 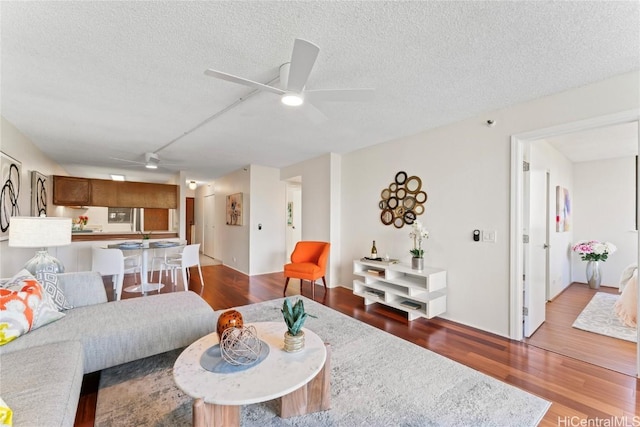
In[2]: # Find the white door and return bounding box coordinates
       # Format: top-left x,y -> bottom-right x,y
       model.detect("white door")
524,168 -> 548,337
203,194 -> 215,259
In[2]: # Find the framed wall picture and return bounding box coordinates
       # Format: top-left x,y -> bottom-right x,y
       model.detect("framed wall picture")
287,201 -> 293,226
226,192 -> 243,226
1,151 -> 22,241
31,170 -> 47,217
555,186 -> 571,232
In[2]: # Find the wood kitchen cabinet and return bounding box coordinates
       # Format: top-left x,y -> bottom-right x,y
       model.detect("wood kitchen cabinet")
90,179 -> 119,206
115,182 -> 178,209
53,176 -> 178,209
53,176 -> 91,206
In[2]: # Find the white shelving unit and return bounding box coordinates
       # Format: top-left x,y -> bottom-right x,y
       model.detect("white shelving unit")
353,259 -> 447,321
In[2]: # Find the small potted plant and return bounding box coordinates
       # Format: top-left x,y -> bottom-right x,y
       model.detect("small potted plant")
281,298 -> 316,352
140,231 -> 152,247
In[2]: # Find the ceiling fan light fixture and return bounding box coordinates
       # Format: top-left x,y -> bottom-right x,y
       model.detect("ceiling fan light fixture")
144,152 -> 160,169
281,92 -> 304,107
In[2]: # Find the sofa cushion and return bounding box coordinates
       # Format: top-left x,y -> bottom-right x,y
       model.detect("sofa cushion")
0,270 -> 65,345
0,340 -> 84,427
55,272 -> 108,308
0,291 -> 216,373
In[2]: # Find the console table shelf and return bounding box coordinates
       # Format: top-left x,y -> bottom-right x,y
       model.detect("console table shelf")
353,260 -> 447,321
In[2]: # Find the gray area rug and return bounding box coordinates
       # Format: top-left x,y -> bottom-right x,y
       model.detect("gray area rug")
96,297 -> 550,426
572,292 -> 637,343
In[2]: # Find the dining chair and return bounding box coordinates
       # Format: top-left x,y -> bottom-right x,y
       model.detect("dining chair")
91,247 -> 141,301
283,241 -> 330,300
159,243 -> 204,294
149,246 -> 182,282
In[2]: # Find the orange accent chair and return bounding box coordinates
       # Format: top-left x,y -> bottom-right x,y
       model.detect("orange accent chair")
284,241 -> 330,300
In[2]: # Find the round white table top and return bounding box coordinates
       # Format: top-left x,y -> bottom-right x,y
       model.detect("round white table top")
173,322 -> 326,406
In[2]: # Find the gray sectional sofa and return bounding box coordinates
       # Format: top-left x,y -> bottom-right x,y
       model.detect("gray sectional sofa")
0,271 -> 216,426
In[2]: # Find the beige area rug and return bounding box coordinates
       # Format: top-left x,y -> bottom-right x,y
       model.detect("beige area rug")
572,292 -> 637,342
95,297 -> 550,426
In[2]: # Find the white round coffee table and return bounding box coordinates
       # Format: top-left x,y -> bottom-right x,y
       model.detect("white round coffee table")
173,322 -> 330,427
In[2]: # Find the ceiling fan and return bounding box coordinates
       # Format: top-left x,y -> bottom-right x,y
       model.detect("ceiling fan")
204,38 -> 375,109
110,152 -> 180,170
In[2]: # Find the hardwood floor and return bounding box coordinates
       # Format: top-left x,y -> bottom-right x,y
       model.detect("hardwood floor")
75,265 -> 639,426
525,282 -> 636,376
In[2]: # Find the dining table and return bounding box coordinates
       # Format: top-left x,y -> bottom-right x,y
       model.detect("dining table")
107,240 -> 184,294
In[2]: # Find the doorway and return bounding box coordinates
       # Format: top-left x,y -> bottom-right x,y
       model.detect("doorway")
510,110 -> 640,376
203,194 -> 215,259
185,197 -> 194,245
285,180 -> 302,260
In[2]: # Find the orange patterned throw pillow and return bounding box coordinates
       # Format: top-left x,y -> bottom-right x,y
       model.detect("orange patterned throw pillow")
0,269 -> 65,345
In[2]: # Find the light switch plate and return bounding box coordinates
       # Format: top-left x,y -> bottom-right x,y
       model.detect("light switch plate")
482,230 -> 497,243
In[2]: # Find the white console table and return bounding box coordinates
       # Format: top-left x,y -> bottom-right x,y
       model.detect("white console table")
353,259 -> 447,321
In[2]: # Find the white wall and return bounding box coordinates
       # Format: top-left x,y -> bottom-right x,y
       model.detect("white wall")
530,141 -> 574,298
214,168 -> 250,273
340,71 -> 640,337
249,165 -> 286,275
572,156 -> 637,286
0,117 -> 68,277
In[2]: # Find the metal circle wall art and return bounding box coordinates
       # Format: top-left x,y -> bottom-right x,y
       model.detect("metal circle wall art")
379,171 -> 427,228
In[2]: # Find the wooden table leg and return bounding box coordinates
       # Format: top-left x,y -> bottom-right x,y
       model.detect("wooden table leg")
193,398 -> 240,427
279,343 -> 331,418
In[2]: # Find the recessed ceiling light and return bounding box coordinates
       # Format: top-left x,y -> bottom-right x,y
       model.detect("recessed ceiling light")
110,174 -> 125,181
281,93 -> 304,106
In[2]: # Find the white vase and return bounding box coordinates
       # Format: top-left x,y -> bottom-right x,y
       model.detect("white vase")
142,240 -> 150,248
585,261 -> 601,289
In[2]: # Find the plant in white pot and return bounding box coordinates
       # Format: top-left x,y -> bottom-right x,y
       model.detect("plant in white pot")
409,220 -> 429,270
140,231 -> 152,247
281,298 -> 316,352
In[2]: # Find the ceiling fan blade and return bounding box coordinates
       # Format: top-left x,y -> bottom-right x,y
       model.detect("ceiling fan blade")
286,39 -> 320,93
299,102 -> 328,125
109,157 -> 145,165
205,69 -> 285,95
305,88 -> 375,103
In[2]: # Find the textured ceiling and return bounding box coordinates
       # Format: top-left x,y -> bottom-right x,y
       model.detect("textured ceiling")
1,1 -> 639,183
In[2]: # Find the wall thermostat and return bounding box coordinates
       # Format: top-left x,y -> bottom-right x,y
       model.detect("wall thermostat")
473,229 -> 480,242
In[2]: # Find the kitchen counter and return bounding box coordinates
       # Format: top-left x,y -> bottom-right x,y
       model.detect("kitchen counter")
71,231 -> 179,242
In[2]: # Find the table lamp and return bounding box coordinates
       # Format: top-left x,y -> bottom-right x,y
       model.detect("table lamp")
8,216 -> 72,275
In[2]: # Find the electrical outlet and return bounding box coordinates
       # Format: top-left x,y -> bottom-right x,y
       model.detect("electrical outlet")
232,256 -> 237,263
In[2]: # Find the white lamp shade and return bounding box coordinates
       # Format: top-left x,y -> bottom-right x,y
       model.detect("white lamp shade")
8,217 -> 72,248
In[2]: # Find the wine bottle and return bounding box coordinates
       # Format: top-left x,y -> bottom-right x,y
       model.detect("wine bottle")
371,240 -> 377,259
